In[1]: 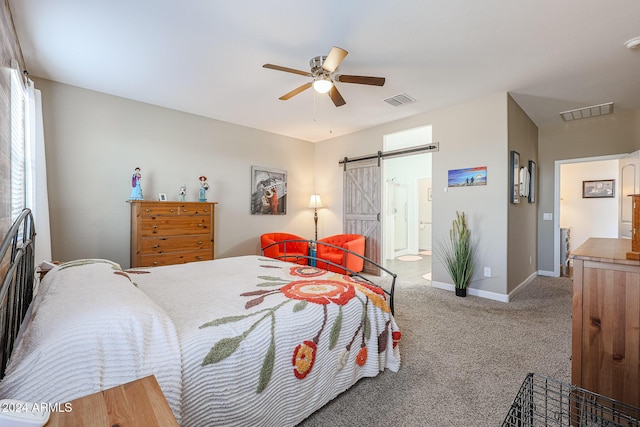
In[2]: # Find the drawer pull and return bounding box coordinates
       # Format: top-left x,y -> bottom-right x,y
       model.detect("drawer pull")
196,256 -> 202,260
145,208 -> 150,213
183,209 -> 188,212
197,241 -> 203,245
198,224 -> 203,227
153,245 -> 159,249
153,225 -> 157,229
153,261 -> 158,265
170,209 -> 175,213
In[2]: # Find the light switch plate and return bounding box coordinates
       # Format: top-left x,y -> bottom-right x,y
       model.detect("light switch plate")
543,213 -> 553,221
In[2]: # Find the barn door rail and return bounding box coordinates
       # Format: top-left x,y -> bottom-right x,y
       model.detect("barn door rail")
339,143 -> 439,171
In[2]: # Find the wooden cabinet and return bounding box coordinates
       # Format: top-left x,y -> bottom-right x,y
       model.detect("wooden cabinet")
571,237 -> 640,408
628,194 -> 640,259
46,375 -> 178,426
130,201 -> 216,267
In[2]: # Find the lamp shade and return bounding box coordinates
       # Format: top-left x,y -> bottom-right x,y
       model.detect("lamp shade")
308,194 -> 324,209
312,79 -> 333,94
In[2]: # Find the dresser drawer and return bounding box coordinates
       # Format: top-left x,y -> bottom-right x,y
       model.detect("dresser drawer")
141,216 -> 210,236
142,235 -> 211,254
139,203 -> 212,216
176,204 -> 212,215
140,250 -> 213,267
139,203 -> 180,216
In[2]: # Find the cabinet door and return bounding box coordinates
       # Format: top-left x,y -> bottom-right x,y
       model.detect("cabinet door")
580,262 -> 640,408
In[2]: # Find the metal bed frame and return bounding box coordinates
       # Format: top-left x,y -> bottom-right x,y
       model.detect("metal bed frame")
261,239 -> 397,314
0,209 -> 36,379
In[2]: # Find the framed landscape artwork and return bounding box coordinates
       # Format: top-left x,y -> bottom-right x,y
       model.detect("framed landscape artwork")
582,179 -> 614,199
447,166 -> 487,187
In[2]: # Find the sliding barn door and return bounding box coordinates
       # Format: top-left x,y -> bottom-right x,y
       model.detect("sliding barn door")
343,159 -> 382,274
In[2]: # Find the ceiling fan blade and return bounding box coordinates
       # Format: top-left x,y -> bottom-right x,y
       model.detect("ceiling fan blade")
335,74 -> 386,86
322,47 -> 348,73
328,85 -> 346,107
279,82 -> 312,100
263,64 -> 311,77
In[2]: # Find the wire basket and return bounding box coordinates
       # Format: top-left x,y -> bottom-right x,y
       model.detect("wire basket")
503,373 -> 640,426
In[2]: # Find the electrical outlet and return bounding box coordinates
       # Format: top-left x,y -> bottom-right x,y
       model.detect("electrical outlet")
484,267 -> 491,277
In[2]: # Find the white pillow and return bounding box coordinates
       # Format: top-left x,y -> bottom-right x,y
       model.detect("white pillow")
0,259 -> 183,422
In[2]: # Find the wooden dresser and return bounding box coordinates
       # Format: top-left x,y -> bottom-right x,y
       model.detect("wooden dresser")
571,237 -> 640,408
130,201 -> 216,267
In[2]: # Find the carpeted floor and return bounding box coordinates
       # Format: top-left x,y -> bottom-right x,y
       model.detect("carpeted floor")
299,275 -> 572,427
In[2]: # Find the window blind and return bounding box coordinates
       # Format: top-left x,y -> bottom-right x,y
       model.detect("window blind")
10,65 -> 26,221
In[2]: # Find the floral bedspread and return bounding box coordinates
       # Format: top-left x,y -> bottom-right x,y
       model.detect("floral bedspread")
131,255 -> 401,427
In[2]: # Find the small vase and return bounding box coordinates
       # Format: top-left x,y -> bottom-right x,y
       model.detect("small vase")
455,287 -> 467,297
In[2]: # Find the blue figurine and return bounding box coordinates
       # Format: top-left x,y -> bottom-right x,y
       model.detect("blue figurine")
129,167 -> 143,200
198,176 -> 209,202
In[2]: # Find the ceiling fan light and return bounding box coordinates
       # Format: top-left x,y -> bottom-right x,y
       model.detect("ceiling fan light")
313,78 -> 333,94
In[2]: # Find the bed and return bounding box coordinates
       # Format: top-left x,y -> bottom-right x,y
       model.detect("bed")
0,210 -> 401,426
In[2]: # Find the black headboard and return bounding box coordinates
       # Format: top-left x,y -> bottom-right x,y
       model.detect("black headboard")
0,209 -> 36,378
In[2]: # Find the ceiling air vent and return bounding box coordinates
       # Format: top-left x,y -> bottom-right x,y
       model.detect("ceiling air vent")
383,93 -> 416,107
560,102 -> 614,121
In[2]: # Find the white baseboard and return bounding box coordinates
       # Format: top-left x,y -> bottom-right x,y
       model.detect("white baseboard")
431,281 -> 509,302
507,272 -> 537,301
537,269 -> 557,277
432,271 -> 538,303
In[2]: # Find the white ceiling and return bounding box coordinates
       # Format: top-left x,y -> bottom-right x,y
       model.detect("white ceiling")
8,0 -> 640,143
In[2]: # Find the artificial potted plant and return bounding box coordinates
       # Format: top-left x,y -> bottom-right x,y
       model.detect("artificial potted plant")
439,211 -> 475,297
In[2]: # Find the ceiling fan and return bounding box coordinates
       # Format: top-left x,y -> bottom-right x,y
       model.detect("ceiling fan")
263,46 -> 385,107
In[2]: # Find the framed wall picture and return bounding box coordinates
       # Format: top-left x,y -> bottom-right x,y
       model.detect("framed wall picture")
250,166 -> 287,214
528,161 -> 536,203
510,151 -> 520,203
582,179 -> 615,198
447,166 -> 487,187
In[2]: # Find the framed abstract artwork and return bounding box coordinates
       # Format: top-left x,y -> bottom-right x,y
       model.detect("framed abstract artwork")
250,166 -> 287,214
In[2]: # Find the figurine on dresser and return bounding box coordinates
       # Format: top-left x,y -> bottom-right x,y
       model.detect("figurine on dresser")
199,176 -> 209,202
129,167 -> 143,200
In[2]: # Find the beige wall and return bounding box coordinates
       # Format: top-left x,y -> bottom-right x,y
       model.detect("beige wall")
507,95 -> 538,293
35,78 -> 316,268
538,110 -> 640,273
315,92 -> 512,297
36,77 -> 563,298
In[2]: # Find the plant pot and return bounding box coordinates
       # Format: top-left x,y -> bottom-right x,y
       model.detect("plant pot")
455,287 -> 467,297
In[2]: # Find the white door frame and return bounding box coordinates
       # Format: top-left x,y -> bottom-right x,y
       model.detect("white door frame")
552,153 -> 625,277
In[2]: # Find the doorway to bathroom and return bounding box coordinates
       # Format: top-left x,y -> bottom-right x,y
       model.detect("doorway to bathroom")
382,125 -> 433,283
